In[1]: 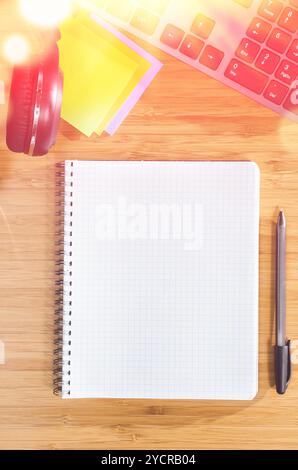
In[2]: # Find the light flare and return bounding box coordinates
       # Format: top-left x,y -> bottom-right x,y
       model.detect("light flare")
19,0 -> 73,27
3,34 -> 30,64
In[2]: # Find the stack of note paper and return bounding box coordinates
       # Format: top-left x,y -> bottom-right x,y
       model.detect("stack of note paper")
58,13 -> 162,136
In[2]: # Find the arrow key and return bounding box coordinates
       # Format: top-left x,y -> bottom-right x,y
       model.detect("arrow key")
180,34 -> 204,59
199,45 -> 225,70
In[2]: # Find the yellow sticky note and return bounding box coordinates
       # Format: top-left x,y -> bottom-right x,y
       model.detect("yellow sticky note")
75,13 -> 152,136
59,17 -> 139,136
95,62 -> 149,135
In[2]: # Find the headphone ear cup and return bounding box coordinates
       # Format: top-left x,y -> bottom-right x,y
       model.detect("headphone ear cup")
6,66 -> 37,154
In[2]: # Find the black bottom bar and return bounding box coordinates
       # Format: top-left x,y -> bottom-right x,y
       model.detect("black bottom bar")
0,450 -> 297,465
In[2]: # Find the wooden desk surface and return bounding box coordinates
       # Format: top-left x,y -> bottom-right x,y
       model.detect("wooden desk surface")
1,23 -> 298,450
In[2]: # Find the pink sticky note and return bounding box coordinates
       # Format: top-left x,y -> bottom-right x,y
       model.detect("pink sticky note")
90,13 -> 163,135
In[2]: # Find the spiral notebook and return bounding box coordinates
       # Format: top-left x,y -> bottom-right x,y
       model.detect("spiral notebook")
55,161 -> 260,400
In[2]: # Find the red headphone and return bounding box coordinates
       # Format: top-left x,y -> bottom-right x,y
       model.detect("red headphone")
6,35 -> 63,156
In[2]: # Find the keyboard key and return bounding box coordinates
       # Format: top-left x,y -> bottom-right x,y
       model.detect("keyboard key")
105,0 -> 135,22
255,48 -> 280,74
160,24 -> 185,49
180,35 -> 204,60
191,14 -> 215,39
136,0 -> 170,15
266,28 -> 292,53
283,87 -> 298,114
275,59 -> 298,84
287,39 -> 298,63
224,59 -> 269,94
258,0 -> 283,22
199,45 -> 224,70
263,80 -> 289,104
233,0 -> 253,6
278,7 -> 298,33
236,38 -> 260,63
130,7 -> 160,35
247,17 -> 272,43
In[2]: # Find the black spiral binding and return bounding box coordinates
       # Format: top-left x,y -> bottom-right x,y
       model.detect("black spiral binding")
53,161 -> 74,396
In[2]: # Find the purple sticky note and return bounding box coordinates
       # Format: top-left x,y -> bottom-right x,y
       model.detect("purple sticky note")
90,13 -> 163,135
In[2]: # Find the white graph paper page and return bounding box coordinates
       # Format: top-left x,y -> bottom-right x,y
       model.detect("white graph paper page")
61,161 -> 259,399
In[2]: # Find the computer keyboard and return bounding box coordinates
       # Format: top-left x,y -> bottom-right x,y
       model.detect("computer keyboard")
86,0 -> 298,122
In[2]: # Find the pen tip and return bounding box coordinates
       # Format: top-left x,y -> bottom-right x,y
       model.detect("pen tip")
278,209 -> 286,226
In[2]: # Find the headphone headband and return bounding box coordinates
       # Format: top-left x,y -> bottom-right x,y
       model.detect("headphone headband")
28,68 -> 43,155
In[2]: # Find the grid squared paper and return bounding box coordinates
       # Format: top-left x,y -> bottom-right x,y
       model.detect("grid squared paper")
61,161 -> 260,400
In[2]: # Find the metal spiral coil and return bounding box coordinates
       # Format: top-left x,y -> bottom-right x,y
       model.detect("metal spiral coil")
53,161 -> 74,397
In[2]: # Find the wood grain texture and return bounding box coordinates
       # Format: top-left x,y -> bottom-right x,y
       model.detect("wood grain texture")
1,8 -> 298,449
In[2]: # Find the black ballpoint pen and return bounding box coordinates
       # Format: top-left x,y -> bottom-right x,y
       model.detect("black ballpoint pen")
275,210 -> 291,395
